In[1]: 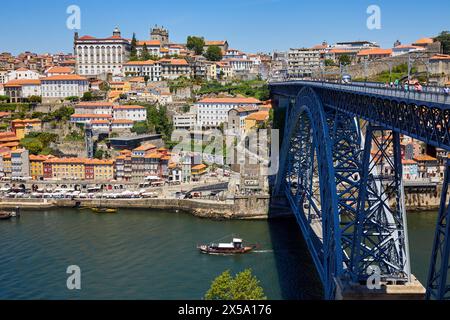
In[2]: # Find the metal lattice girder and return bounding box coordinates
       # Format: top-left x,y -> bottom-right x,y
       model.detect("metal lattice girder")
325,108 -> 364,268
426,160 -> 450,300
352,125 -> 411,282
275,87 -> 341,300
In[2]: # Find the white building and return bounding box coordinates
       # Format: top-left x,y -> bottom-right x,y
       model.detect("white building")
70,114 -> 113,124
392,45 -> 426,57
173,113 -> 196,130
113,105 -> 147,122
224,59 -> 253,73
74,102 -> 114,115
136,40 -> 161,57
41,74 -> 89,103
160,59 -> 191,80
45,66 -> 74,77
3,79 -> 41,102
111,119 -> 134,130
6,68 -> 40,82
11,149 -> 30,179
74,27 -> 131,77
288,48 -> 321,78
123,60 -> 161,81
196,97 -> 262,128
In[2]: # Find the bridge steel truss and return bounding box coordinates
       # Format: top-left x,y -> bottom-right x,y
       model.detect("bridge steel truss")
271,82 -> 450,300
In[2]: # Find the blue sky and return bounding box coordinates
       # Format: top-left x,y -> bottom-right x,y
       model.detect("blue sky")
1,0 -> 449,55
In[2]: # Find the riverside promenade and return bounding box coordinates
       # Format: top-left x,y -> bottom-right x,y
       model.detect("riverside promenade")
0,196 -> 270,220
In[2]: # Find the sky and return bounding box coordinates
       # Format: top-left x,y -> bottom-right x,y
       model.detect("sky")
1,0 -> 449,55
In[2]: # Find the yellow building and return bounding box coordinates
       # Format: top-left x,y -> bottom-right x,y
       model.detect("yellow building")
244,111 -> 269,132
85,159 -> 115,181
110,81 -> 131,93
192,164 -> 207,177
44,158 -> 86,180
29,155 -> 52,180
0,152 -> 11,178
11,119 -> 42,139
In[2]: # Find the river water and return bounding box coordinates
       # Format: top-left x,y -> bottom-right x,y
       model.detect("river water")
0,209 -> 437,300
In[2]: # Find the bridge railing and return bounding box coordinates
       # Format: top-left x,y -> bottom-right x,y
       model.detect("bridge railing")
274,80 -> 450,105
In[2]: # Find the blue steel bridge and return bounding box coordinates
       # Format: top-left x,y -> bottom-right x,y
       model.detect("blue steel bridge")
270,80 -> 450,300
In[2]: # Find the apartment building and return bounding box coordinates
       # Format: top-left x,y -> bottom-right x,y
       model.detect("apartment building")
196,97 -> 262,129
41,74 -> 89,103
288,48 -> 321,78
123,60 -> 161,81
74,27 -> 131,77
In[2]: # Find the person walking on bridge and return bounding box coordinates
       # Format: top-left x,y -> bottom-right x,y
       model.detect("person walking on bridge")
394,79 -> 400,89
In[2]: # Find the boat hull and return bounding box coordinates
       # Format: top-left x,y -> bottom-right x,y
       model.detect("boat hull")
198,245 -> 254,255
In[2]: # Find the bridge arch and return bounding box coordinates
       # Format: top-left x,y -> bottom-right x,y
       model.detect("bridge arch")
275,87 -> 342,299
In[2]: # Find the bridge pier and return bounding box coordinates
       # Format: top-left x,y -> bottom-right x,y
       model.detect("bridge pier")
335,276 -> 426,300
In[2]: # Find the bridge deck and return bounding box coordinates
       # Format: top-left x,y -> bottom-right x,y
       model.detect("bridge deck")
271,80 -> 450,108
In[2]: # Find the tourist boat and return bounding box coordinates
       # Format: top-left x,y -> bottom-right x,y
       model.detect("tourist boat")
198,238 -> 257,255
91,207 -> 118,214
0,209 -> 20,220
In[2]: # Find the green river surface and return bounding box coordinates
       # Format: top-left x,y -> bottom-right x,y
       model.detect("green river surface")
0,209 -> 438,300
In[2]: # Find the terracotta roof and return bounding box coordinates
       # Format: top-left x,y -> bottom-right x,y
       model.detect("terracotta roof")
430,54 -> 450,61
41,74 -> 88,81
145,153 -> 162,159
413,37 -> 434,45
246,111 -> 269,121
198,97 -> 262,104
137,40 -> 161,46
4,79 -> 41,87
192,164 -> 207,171
76,102 -> 113,108
357,48 -> 393,56
71,114 -> 112,119
133,144 -> 156,152
90,120 -> 110,125
402,159 -> 417,165
0,142 -> 19,148
414,155 -> 438,162
112,119 -> 134,124
159,58 -> 189,66
124,60 -> 157,66
16,67 -> 29,71
46,66 -> 73,74
113,105 -> 146,110
29,155 -> 52,162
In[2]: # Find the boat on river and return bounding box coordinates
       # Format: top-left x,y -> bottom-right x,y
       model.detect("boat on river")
91,207 -> 118,214
198,238 -> 257,255
0,209 -> 20,220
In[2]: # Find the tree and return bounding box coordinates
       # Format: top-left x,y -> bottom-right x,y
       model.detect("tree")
205,269 -> 267,300
65,96 -> 80,102
338,54 -> 352,66
94,149 -> 104,160
141,43 -> 151,61
27,95 -> 42,103
0,95 -> 9,102
325,59 -> 336,67
187,36 -> 205,55
130,33 -> 138,61
204,45 -> 223,61
20,138 -> 44,155
81,92 -> 94,101
131,121 -> 149,135
435,31 -> 450,54
144,75 -> 150,85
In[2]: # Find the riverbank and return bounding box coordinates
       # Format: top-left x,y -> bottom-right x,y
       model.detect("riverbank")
0,195 -> 270,220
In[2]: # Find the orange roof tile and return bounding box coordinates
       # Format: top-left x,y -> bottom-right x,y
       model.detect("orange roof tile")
4,79 -> 41,87
137,40 -> 161,46
414,155 -> 438,162
414,37 -> 434,45
192,164 -> 207,171
246,111 -> 269,121
198,97 -> 262,104
41,74 -> 88,81
113,105 -> 146,110
46,66 -> 73,74
133,144 -> 156,152
357,48 -> 393,56
71,114 -> 112,119
76,102 -> 113,107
